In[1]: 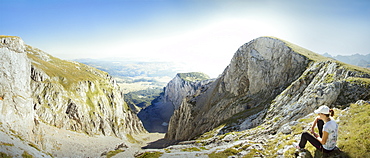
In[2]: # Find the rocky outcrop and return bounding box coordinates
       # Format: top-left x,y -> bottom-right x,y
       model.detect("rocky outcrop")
0,36 -> 34,140
263,60 -> 370,134
27,44 -> 146,138
165,37 -> 370,141
138,72 -> 213,132
0,36 -> 146,156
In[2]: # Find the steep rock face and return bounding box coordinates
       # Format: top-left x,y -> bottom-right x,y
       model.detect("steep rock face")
0,36 -> 34,139
0,36 -> 146,155
138,72 -> 213,132
166,37 -> 370,141
166,37 -> 310,140
264,60 -> 370,134
27,45 -> 146,138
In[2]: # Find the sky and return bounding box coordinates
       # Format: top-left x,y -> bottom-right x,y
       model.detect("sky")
1,0 -> 370,77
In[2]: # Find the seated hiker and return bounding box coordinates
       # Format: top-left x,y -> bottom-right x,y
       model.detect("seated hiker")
293,105 -> 338,153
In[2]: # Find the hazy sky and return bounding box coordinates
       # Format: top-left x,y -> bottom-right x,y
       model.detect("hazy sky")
2,0 -> 370,77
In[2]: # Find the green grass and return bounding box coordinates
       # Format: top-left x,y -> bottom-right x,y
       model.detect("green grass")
0,35 -> 20,39
177,72 -> 210,82
126,134 -> 139,144
135,151 -> 163,158
345,77 -> 370,86
22,151 -> 33,158
0,152 -> 12,158
106,149 -> 125,158
196,124 -> 225,141
324,73 -> 335,83
208,148 -> 240,158
26,45 -> 108,90
265,36 -> 329,62
242,149 -> 261,158
0,142 -> 14,146
338,102 -> 370,157
28,143 -> 40,151
181,147 -> 201,152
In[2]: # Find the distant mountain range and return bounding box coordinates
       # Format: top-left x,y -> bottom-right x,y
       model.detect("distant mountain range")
322,53 -> 370,68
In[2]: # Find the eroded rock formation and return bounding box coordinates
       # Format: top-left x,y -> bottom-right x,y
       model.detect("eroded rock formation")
166,37 -> 370,141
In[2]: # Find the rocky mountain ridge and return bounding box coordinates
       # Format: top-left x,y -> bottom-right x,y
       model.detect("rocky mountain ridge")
1,35 -> 369,157
138,72 -> 214,133
165,37 -> 370,141
0,35 -> 146,157
323,52 -> 370,68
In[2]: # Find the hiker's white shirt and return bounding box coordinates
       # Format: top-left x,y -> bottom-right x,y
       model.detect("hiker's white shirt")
323,120 -> 338,150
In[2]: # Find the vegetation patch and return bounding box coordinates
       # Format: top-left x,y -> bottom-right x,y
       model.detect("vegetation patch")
164,148 -> 171,153
345,77 -> 370,86
208,148 -> 240,158
135,151 -> 163,158
324,73 -> 334,83
26,45 -> 108,90
196,124 -> 225,140
126,134 -> 139,144
177,72 -> 210,82
0,142 -> 14,146
338,102 -> 370,157
22,151 -> 33,158
106,149 -> 125,158
28,142 -> 41,151
0,152 -> 12,158
181,147 -> 201,152
242,149 -> 261,158
0,35 -> 20,38
270,37 -> 329,62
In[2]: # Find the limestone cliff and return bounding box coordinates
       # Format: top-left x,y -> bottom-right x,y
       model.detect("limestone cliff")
0,36 -> 34,140
165,37 -> 370,141
27,42 -> 146,138
138,72 -> 213,132
0,36 -> 146,156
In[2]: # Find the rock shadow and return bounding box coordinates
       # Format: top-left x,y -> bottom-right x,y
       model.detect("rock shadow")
141,138 -> 178,149
313,148 -> 349,158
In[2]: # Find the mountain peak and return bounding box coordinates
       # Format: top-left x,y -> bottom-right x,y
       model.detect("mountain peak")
0,35 -> 25,53
260,36 -> 330,61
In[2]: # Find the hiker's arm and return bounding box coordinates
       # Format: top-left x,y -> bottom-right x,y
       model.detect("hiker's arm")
318,131 -> 329,145
310,116 -> 319,136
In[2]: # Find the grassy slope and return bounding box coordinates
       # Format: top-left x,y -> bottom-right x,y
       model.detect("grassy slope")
269,36 -> 370,75
338,102 -> 370,157
177,72 -> 210,82
26,45 -> 108,89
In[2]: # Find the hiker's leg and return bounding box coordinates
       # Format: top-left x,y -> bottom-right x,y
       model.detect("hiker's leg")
299,132 -> 323,150
317,119 -> 324,138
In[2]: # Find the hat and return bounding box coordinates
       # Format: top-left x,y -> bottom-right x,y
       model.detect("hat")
314,105 -> 330,114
